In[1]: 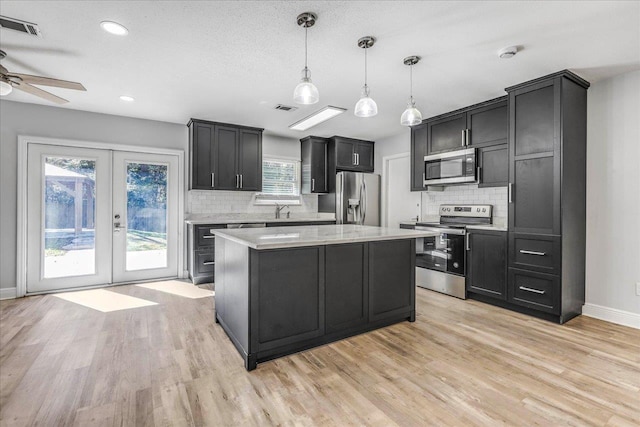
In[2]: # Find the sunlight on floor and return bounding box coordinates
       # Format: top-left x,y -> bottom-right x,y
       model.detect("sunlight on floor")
136,280 -> 214,299
54,289 -> 158,312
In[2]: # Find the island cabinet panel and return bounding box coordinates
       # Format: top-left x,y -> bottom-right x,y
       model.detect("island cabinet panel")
369,239 -> 415,322
325,243 -> 368,332
251,247 -> 325,352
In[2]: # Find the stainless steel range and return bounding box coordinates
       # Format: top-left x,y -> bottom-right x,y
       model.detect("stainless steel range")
415,204 -> 493,299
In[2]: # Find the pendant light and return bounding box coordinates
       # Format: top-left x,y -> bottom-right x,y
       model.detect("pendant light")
354,36 -> 377,117
400,55 -> 423,126
293,12 -> 319,105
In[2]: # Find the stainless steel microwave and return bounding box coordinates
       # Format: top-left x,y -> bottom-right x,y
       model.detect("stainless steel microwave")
423,147 -> 477,186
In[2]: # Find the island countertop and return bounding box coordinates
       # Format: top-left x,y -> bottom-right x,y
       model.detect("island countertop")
213,224 -> 438,250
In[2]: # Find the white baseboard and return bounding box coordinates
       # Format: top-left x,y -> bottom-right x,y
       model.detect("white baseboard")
0,287 -> 17,300
582,303 -> 640,329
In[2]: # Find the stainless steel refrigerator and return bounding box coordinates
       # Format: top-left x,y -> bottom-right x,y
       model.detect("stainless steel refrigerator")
335,172 -> 380,226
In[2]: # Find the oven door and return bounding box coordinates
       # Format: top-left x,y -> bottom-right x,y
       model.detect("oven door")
415,227 -> 465,275
423,148 -> 476,186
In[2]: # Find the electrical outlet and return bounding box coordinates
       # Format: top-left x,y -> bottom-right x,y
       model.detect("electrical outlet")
636,282 -> 640,296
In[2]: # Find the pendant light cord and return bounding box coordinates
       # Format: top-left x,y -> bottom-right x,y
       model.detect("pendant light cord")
304,26 -> 309,76
364,45 -> 368,87
410,63 -> 413,102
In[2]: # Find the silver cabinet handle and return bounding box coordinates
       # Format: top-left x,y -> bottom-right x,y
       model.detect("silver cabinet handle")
520,250 -> 546,256
477,166 -> 481,182
240,174 -> 243,188
461,130 -> 466,147
203,261 -> 215,266
311,178 -> 315,192
519,286 -> 545,295
466,129 -> 470,146
202,235 -> 216,239
236,174 -> 239,188
466,233 -> 470,251
508,183 -> 513,203
422,172 -> 426,187
211,173 -> 215,188
357,153 -> 360,166
353,152 -> 357,165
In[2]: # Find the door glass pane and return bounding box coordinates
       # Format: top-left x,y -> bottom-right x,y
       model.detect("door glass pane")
126,162 -> 168,271
44,157 -> 96,278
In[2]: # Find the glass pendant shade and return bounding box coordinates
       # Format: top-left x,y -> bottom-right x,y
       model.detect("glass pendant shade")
0,80 -> 12,96
400,98 -> 422,126
293,68 -> 319,105
354,85 -> 377,117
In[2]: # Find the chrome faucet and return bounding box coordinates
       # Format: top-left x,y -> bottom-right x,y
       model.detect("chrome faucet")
275,203 -> 289,219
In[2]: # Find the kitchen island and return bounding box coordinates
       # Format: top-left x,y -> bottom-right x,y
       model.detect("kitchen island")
213,224 -> 438,370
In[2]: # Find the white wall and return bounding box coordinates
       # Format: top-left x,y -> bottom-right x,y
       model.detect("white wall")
585,70 -> 640,318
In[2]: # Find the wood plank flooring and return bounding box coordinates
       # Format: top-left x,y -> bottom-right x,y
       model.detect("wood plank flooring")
1,284 -> 639,426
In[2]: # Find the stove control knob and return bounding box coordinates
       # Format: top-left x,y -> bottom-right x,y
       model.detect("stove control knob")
482,208 -> 486,212
476,208 -> 480,212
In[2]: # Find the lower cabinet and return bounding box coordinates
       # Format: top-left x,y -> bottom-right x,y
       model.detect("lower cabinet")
187,224 -> 226,284
466,230 -> 507,299
508,268 -> 559,315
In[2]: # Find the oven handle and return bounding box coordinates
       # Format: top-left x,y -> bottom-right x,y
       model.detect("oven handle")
415,226 -> 466,236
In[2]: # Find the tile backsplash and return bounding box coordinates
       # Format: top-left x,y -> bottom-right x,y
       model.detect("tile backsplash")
188,190 -> 318,214
421,185 -> 508,222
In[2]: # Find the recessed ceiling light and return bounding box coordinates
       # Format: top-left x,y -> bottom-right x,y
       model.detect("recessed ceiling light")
119,95 -> 135,102
289,106 -> 346,131
101,21 -> 128,36
498,46 -> 518,59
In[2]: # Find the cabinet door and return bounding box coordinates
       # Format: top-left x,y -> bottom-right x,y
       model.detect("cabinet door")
510,156 -> 558,234
310,139 -> 328,193
369,239 -> 415,321
428,113 -> 467,154
191,123 -> 215,189
513,82 -> 557,156
325,243 -> 368,332
214,125 -> 239,190
335,139 -> 357,170
355,141 -> 374,172
478,144 -> 508,187
508,268 -> 559,315
466,231 -> 507,299
411,123 -> 428,191
238,129 -> 262,191
467,100 -> 508,147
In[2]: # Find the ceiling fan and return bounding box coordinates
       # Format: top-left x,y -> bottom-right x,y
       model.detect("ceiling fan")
0,49 -> 86,104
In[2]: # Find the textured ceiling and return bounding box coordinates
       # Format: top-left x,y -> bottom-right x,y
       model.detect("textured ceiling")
1,1 -> 638,141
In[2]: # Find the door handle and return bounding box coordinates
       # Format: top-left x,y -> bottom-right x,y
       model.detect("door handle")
519,286 -> 545,295
114,222 -> 126,233
361,179 -> 367,224
203,261 -> 215,266
461,130 -> 466,147
211,173 -> 215,188
519,250 -> 546,256
466,233 -> 470,251
508,183 -> 513,203
466,129 -> 470,146
311,178 -> 315,192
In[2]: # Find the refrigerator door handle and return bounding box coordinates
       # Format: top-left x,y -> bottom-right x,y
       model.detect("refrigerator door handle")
361,179 -> 367,224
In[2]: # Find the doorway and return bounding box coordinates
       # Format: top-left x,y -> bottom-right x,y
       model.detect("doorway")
24,142 -> 180,294
383,153 -> 422,228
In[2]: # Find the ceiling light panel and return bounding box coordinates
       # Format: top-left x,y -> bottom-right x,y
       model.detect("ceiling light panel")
119,95 -> 134,102
101,21 -> 128,36
289,106 -> 346,131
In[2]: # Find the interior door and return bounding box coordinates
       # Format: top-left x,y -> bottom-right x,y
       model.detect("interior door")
112,151 -> 179,283
387,155 -> 421,227
27,144 -> 112,292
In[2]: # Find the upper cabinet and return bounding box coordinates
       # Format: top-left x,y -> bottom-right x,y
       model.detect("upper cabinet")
301,136 -> 329,194
188,119 -> 263,191
411,97 -> 508,191
332,136 -> 375,172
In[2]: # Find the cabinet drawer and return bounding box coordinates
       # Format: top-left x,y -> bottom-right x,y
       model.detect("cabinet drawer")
508,268 -> 559,314
195,224 -> 225,248
509,233 -> 560,274
194,250 -> 216,276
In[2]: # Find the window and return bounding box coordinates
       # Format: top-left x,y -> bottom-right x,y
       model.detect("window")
256,158 -> 301,204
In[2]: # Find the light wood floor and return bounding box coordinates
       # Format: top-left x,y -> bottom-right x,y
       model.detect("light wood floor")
1,284 -> 639,426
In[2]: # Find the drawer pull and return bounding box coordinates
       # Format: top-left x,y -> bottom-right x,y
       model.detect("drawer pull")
202,235 -> 215,239
203,261 -> 215,266
520,250 -> 546,256
519,286 -> 545,295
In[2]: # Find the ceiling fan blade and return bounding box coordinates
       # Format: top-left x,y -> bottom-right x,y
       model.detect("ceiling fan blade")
14,82 -> 68,104
9,73 -> 86,91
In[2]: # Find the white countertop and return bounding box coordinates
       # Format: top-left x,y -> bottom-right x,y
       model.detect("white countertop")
213,224 -> 439,250
185,212 -> 336,225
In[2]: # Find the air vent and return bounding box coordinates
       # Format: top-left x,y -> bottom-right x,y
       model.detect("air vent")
0,16 -> 42,37
274,104 -> 298,112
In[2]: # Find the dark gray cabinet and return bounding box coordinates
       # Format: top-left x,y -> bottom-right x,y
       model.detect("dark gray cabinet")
332,136 -> 374,172
411,97 -> 508,191
187,223 -> 226,284
188,119 -> 263,191
301,136 -> 328,194
466,230 -> 507,300
505,70 -> 589,323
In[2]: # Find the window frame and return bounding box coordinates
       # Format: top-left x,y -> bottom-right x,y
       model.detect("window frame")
255,156 -> 302,205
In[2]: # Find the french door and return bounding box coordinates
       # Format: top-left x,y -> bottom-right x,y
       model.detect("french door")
26,144 -> 179,293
